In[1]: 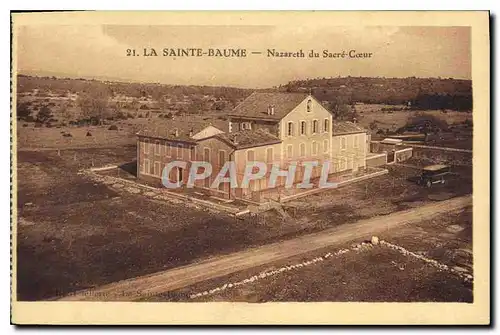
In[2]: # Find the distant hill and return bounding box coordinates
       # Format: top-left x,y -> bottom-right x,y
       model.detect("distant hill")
278,76 -> 472,111
16,74 -> 255,106
16,74 -> 473,111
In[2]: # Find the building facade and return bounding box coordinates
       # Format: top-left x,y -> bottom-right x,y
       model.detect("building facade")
137,92 -> 369,202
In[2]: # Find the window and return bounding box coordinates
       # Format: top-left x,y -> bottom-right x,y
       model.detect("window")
246,149 -> 255,162
300,121 -> 306,135
178,167 -> 184,182
324,139 -> 329,153
306,99 -> 312,113
324,119 -> 330,132
354,135 -> 359,148
340,137 -> 347,150
155,140 -> 160,155
312,141 -> 318,155
312,120 -> 318,134
166,143 -> 171,157
176,144 -> 182,159
143,139 -> 150,153
154,161 -> 161,176
203,148 -> 211,188
300,143 -> 306,157
287,145 -> 293,159
144,159 -> 150,174
242,122 -> 252,130
266,147 -> 274,162
190,146 -> 196,160
340,157 -> 347,170
287,122 -> 294,136
218,150 -> 226,168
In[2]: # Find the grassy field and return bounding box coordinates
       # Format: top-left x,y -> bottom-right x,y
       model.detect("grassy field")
16,112 -> 229,150
354,104 -> 472,130
164,207 -> 472,302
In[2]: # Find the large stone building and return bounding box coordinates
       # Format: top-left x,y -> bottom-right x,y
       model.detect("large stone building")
137,92 -> 368,202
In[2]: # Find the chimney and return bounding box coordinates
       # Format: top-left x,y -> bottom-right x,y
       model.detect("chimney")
189,129 -> 194,137
268,105 -> 275,115
174,128 -> 179,137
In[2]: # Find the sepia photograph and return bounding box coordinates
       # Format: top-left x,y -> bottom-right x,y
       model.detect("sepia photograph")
10,11 -> 490,325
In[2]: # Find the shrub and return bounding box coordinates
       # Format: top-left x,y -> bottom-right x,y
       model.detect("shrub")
108,125 -> 118,130
86,131 -> 92,136
63,133 -> 73,137
37,105 -> 53,124
115,111 -> 127,120
405,113 -> 449,133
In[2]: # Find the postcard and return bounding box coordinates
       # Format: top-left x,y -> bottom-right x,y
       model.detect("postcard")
11,10 -> 490,325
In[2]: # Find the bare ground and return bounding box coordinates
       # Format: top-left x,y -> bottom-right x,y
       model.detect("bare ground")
165,206 -> 472,303
15,146 -> 473,301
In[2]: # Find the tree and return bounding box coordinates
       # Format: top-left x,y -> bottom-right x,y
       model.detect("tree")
58,103 -> 71,121
37,105 -> 53,124
405,113 -> 449,134
77,88 -> 109,124
16,102 -> 32,121
327,97 -> 358,121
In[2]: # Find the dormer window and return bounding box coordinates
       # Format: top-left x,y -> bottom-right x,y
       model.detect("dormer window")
306,99 -> 312,113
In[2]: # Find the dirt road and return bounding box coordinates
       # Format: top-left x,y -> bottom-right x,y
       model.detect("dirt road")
58,195 -> 472,301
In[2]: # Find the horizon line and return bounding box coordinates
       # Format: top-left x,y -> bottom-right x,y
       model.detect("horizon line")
16,71 -> 473,91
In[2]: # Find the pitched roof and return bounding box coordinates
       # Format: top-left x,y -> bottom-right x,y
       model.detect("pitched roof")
228,92 -> 309,120
333,121 -> 367,135
217,128 -> 281,149
136,116 -> 226,142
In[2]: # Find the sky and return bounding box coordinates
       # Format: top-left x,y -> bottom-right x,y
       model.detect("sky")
15,25 -> 471,88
